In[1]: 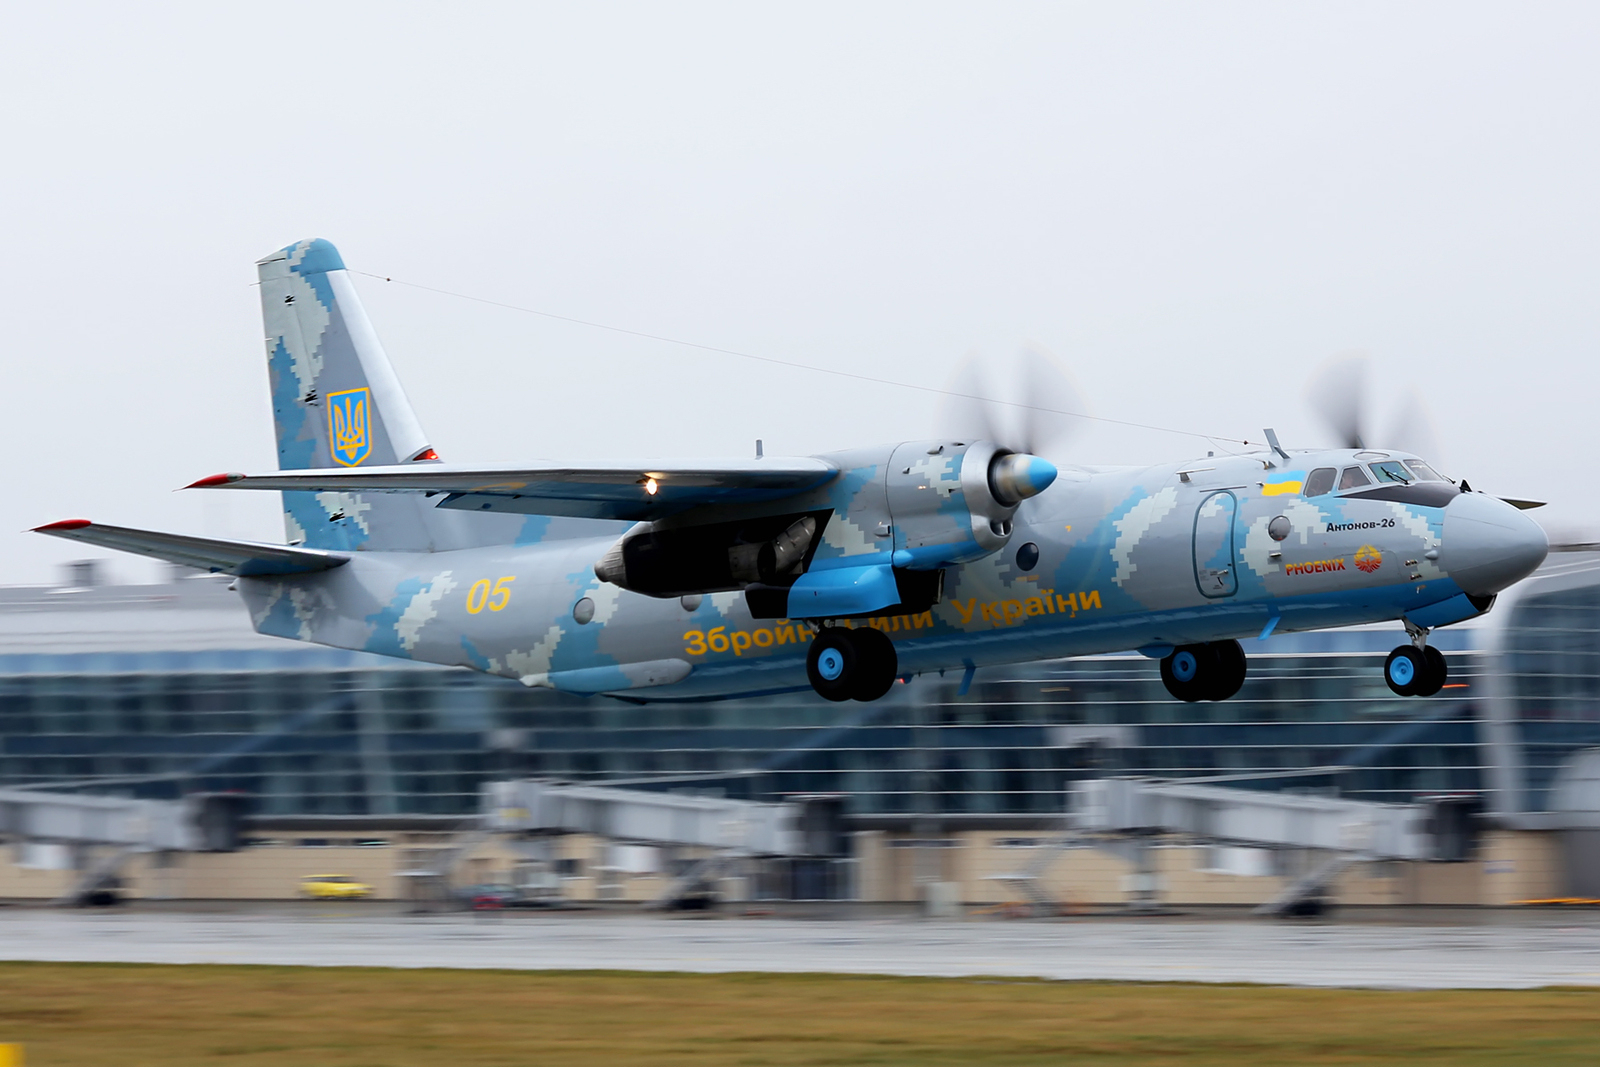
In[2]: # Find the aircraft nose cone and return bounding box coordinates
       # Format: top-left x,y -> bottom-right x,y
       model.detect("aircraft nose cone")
989,453 -> 1059,506
1440,491 -> 1549,596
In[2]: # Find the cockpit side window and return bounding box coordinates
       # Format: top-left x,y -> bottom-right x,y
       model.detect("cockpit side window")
1303,468 -> 1336,497
1369,461 -> 1413,484
1405,460 -> 1445,482
1338,466 -> 1371,490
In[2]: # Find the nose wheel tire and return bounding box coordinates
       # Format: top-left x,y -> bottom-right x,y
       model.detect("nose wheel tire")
1210,639 -> 1248,701
847,627 -> 899,702
806,626 -> 900,702
1160,641 -> 1247,702
1418,646 -> 1448,696
1385,644 -> 1448,696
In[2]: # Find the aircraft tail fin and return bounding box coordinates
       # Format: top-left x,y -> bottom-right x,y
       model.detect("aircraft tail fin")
258,239 -> 443,551
257,238 -> 620,553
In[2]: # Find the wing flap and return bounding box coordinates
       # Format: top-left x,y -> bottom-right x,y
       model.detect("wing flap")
187,458 -> 839,521
32,520 -> 349,577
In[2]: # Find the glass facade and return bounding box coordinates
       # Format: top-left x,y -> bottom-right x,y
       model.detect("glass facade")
2,554 -> 1597,823
1502,583 -> 1600,812
0,642 -> 1487,819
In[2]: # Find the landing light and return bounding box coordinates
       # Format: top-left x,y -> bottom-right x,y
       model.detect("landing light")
644,477 -> 659,496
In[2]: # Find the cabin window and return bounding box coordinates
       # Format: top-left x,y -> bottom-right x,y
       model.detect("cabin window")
1303,468 -> 1336,497
1405,460 -> 1445,482
1338,466 -> 1371,490
1369,461 -> 1413,484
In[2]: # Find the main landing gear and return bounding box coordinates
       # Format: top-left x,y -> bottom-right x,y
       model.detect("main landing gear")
806,625 -> 899,702
1385,626 -> 1448,697
1159,640 -> 1247,702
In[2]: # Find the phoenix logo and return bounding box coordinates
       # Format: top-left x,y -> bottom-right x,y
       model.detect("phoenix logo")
327,388 -> 372,467
1354,544 -> 1382,573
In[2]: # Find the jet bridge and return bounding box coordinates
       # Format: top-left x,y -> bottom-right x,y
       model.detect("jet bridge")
998,777 -> 1440,915
484,780 -> 817,906
1076,777 -> 1433,859
0,789 -> 241,904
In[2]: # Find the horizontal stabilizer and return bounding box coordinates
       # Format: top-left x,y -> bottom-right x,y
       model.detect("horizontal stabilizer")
32,520 -> 349,577
186,459 -> 839,521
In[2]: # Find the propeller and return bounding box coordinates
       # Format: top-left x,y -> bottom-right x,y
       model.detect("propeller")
935,345 -> 1089,457
1304,351 -> 1543,508
1305,350 -> 1445,467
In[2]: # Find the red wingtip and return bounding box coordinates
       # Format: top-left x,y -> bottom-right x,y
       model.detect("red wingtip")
411,448 -> 440,462
186,472 -> 244,489
34,519 -> 92,532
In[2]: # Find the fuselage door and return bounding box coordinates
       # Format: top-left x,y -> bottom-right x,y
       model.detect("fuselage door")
1193,491 -> 1239,598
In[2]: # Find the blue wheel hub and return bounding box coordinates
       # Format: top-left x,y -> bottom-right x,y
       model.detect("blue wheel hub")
1389,655 -> 1415,686
817,647 -> 845,682
1172,650 -> 1198,682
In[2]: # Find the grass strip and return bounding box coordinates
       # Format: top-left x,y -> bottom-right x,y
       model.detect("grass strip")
0,961 -> 1596,1065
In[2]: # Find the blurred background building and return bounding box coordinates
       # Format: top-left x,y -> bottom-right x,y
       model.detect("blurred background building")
1,550 -> 1598,906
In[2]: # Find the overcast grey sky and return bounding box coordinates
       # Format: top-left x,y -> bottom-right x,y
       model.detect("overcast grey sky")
4,2 -> 1597,584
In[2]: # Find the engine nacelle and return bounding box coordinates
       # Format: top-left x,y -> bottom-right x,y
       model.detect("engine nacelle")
594,512 -> 822,598
887,440 -> 1059,569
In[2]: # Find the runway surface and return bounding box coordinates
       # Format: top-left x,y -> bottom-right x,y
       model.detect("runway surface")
3,907 -> 1599,989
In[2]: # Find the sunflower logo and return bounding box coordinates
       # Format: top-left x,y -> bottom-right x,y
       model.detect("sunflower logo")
1355,544 -> 1382,573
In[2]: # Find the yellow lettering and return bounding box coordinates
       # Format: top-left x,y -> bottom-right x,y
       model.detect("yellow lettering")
707,626 -> 730,653
753,628 -> 773,648
465,578 -> 491,615
1002,600 -> 1026,625
953,598 -> 977,626
1079,590 -> 1102,611
1024,597 -> 1046,617
870,616 -> 889,631
775,625 -> 797,645
683,630 -> 707,656
910,610 -> 933,629
731,630 -> 752,656
1040,590 -> 1055,613
980,602 -> 1004,626
1057,593 -> 1076,615
487,575 -> 516,611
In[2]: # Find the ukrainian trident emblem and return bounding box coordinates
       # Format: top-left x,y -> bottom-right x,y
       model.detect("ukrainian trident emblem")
327,388 -> 373,466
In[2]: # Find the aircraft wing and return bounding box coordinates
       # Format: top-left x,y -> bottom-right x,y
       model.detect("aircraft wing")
32,520 -> 350,577
186,459 -> 840,521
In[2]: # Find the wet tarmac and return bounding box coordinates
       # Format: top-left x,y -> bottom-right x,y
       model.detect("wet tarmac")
2,904 -> 1599,989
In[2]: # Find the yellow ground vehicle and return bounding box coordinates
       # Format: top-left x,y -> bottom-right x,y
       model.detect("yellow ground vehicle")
299,874 -> 373,900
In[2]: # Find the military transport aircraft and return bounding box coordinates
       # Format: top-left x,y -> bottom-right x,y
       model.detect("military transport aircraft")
36,239 -> 1550,704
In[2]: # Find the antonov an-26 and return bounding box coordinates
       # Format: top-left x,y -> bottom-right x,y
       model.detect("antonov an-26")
37,239 -> 1549,704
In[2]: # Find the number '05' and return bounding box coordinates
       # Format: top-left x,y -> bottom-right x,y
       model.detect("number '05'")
466,577 -> 516,614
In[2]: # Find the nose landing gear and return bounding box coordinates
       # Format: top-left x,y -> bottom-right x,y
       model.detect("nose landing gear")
1159,640 -> 1247,702
806,625 -> 899,702
1385,620 -> 1448,696
1384,643 -> 1447,696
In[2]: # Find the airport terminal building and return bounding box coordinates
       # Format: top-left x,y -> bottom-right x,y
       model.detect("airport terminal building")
1,550 -> 1598,904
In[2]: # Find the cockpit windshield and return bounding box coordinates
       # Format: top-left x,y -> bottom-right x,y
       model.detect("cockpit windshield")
1303,468 -> 1336,497
1338,466 -> 1371,490
1405,460 -> 1445,482
1369,461 -> 1413,485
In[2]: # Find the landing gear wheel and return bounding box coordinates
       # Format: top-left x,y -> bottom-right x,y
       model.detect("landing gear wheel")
1208,639 -> 1248,701
1160,643 -> 1218,702
1415,646 -> 1448,697
806,629 -> 858,702
848,627 -> 899,702
1384,645 -> 1427,696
